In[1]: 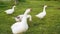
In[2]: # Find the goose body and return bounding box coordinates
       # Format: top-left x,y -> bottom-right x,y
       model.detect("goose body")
11,8 -> 31,34
36,5 -> 47,19
5,6 -> 16,14
11,21 -> 28,34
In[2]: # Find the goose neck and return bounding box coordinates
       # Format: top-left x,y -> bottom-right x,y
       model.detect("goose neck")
43,6 -> 46,12
21,15 -> 27,24
21,9 -> 30,23
12,6 -> 15,10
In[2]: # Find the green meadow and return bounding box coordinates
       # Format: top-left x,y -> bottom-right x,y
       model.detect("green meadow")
0,0 -> 60,34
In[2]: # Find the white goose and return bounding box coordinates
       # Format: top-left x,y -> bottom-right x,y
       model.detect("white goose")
35,5 -> 47,19
5,5 -> 16,14
15,14 -> 32,22
11,8 -> 31,34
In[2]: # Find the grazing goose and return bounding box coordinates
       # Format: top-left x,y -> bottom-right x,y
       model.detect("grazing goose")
11,8 -> 31,34
15,14 -> 32,22
35,5 -> 47,19
5,5 -> 16,14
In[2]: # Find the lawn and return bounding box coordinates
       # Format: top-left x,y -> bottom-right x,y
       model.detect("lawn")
0,1 -> 60,34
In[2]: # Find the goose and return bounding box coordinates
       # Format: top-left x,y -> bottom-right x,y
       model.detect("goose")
35,5 -> 47,19
11,8 -> 31,34
15,14 -> 32,22
5,5 -> 16,14
14,8 -> 32,22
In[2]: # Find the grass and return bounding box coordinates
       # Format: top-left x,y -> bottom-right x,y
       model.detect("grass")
0,1 -> 60,34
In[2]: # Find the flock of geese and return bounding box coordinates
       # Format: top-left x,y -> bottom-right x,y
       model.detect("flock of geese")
4,5 -> 47,34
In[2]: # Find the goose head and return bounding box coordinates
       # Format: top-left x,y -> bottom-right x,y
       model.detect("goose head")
44,5 -> 47,8
12,5 -> 16,9
43,5 -> 47,12
13,5 -> 16,7
24,8 -> 31,15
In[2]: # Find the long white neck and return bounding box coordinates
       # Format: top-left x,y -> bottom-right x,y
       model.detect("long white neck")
43,6 -> 46,12
12,6 -> 15,10
21,9 -> 30,23
21,14 -> 27,24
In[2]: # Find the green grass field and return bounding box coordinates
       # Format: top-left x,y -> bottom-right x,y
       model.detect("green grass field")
0,1 -> 60,34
